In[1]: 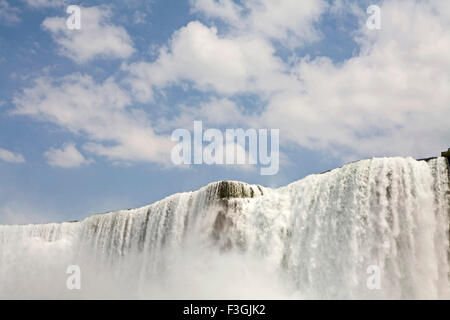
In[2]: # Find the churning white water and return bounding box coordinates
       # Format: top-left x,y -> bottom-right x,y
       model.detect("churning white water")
0,157 -> 449,299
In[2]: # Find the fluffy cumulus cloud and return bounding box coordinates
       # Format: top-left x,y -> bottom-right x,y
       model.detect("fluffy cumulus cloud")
0,148 -> 25,163
260,0 -> 450,159
13,74 -> 172,165
124,21 -> 293,102
45,143 -> 91,168
42,6 -> 135,63
190,0 -> 328,46
126,0 -> 450,160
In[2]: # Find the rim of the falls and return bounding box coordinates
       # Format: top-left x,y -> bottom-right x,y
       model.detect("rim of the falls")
0,156 -> 447,228
0,180 -> 267,227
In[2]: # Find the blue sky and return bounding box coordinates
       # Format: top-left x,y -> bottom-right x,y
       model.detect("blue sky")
0,0 -> 449,224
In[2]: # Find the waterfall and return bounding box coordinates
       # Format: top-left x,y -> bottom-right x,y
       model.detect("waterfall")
0,157 -> 449,299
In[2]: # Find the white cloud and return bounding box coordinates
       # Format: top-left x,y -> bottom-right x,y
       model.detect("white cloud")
13,74 -> 173,165
191,0 -> 327,47
124,21 -> 292,101
42,6 -> 135,63
260,0 -> 450,159
0,148 -> 25,163
190,0 -> 242,24
0,0 -> 20,25
24,0 -> 66,8
45,143 -> 91,168
128,0 -> 450,160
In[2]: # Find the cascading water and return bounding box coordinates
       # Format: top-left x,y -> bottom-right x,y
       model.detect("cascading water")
0,157 -> 449,299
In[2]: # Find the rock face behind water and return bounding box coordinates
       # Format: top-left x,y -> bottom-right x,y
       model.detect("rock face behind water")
207,181 -> 264,199
0,157 -> 449,299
